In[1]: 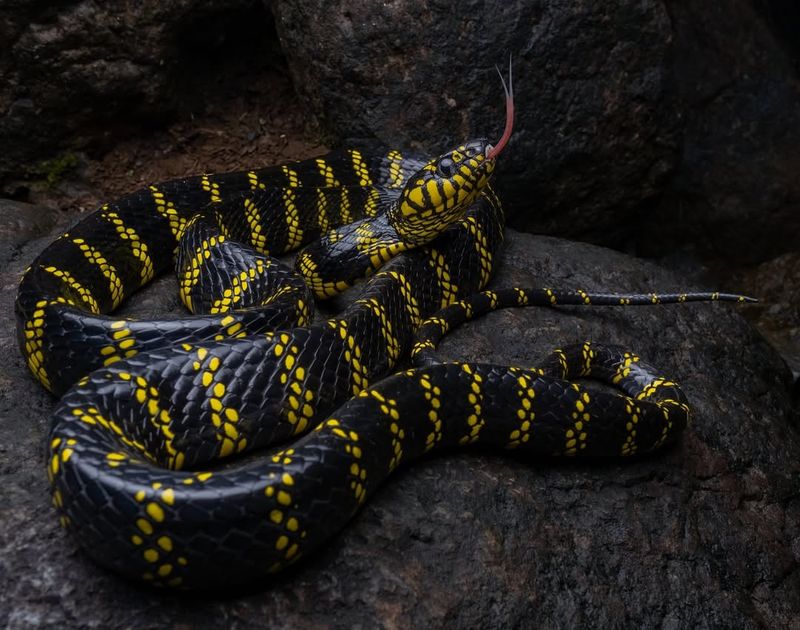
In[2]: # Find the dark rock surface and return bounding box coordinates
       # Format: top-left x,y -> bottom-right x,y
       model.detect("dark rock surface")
637,0 -> 800,265
2,201 -> 798,627
734,252 -> 800,381
0,199 -> 61,249
2,0 -> 798,267
754,0 -> 800,66
272,0 -> 680,247
0,0 -> 276,183
271,0 -> 800,265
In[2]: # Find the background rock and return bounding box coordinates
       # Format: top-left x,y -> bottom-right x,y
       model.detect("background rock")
272,0 -> 680,247
1,0 -> 798,267
637,0 -> 800,265
1,201 -> 797,627
753,0 -> 800,66
732,252 -> 800,380
0,0 -> 278,182
0,199 -> 61,249
271,0 -> 800,266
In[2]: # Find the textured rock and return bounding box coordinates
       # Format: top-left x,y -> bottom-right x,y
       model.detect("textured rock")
272,0 -> 800,264
0,0 -> 275,184
272,0 -> 680,245
638,0 -> 800,264
0,199 -> 61,248
733,252 -> 800,381
3,0 -> 798,265
1,200 -> 797,627
754,0 -> 800,64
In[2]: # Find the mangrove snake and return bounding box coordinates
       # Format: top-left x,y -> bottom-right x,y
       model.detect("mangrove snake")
15,73 -> 752,589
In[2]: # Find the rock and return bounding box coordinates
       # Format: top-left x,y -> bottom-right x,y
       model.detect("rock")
754,0 -> 800,66
1,200 -> 796,626
638,0 -> 800,265
4,0 -> 797,266
272,0 -> 800,264
0,0 -> 277,185
732,252 -> 800,381
271,0 -> 680,245
0,199 -> 62,251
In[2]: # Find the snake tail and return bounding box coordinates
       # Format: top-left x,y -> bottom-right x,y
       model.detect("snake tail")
410,287 -> 756,366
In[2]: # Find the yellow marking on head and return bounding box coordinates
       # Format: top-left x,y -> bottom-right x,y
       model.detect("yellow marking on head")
425,180 -> 442,206
407,187 -> 425,210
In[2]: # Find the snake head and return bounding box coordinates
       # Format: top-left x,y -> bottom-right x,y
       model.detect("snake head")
390,140 -> 497,246
389,60 -> 513,246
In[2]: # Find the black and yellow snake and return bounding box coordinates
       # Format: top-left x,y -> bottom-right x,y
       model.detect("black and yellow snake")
15,76 -> 751,589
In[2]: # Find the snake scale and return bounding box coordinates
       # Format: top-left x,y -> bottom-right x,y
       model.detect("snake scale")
15,75 -> 752,589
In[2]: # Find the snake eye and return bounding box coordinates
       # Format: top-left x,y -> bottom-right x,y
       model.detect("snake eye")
437,157 -> 457,178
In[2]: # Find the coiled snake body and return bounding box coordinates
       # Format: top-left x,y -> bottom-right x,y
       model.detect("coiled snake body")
16,86 -> 750,588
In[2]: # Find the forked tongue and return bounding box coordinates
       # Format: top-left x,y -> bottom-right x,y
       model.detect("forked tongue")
486,58 -> 514,159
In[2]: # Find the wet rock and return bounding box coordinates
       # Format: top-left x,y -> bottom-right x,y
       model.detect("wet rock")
1,200 -> 797,627
0,0 -> 277,185
272,0 -> 680,245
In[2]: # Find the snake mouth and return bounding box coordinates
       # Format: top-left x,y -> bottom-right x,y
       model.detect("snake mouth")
486,57 -> 514,160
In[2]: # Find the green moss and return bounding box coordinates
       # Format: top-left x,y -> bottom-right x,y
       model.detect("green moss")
37,153 -> 79,186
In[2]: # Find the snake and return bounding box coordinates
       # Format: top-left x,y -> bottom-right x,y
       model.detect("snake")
15,70 -> 752,589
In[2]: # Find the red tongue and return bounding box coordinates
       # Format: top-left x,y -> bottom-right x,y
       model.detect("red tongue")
486,59 -> 514,160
